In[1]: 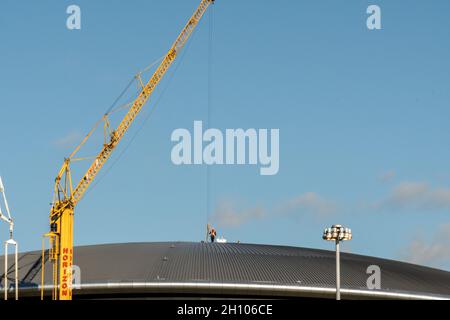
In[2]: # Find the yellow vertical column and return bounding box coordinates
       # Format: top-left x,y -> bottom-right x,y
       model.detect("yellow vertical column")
58,207 -> 74,300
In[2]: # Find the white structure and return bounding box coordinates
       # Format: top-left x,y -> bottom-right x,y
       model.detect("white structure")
0,177 -> 18,300
323,224 -> 352,301
216,237 -> 227,243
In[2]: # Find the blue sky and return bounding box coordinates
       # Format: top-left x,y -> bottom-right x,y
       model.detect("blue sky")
0,0 -> 450,271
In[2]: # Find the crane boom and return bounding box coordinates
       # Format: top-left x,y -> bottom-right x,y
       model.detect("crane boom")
73,0 -> 213,205
44,0 -> 215,300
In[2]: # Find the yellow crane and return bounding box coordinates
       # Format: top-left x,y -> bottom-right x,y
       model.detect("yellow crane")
42,0 -> 215,300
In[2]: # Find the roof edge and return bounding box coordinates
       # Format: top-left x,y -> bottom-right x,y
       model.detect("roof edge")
9,282 -> 450,300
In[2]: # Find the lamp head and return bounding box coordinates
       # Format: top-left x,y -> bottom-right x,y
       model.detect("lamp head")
323,224 -> 352,241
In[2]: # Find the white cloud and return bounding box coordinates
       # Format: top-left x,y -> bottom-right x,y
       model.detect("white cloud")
211,200 -> 266,228
373,181 -> 450,211
400,223 -> 450,269
388,181 -> 428,206
54,131 -> 82,148
210,192 -> 337,229
379,170 -> 396,183
427,188 -> 450,208
279,192 -> 337,217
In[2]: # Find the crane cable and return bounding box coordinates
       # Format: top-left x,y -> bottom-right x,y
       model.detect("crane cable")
103,77 -> 136,116
84,26 -> 201,198
206,3 -> 215,238
68,55 -> 163,161
105,55 -> 165,116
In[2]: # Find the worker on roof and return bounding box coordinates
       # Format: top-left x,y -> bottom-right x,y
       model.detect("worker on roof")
209,227 -> 217,243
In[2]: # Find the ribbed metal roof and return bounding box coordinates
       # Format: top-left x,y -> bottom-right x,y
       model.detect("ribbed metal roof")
1,242 -> 450,299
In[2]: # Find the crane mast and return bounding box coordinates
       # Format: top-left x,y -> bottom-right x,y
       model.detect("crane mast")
43,0 -> 215,300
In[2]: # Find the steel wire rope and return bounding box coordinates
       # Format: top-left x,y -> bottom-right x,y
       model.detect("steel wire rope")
206,2 -> 215,240
84,26 -> 201,198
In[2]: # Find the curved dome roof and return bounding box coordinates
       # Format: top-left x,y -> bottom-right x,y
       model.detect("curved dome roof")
2,242 -> 450,299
